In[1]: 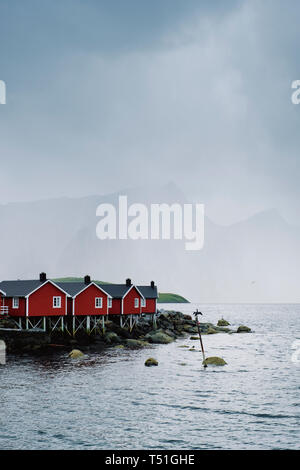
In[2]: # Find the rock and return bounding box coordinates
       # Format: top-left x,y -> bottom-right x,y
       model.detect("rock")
206,327 -> 218,335
189,348 -> 197,351
145,357 -> 158,367
237,325 -> 251,333
217,318 -> 230,326
125,339 -> 148,348
190,336 -> 200,340
203,356 -> 227,366
164,329 -> 177,338
103,332 -> 121,344
178,345 -> 189,348
68,349 -> 85,359
145,330 -> 173,344
107,323 -> 131,339
183,315 -> 192,321
183,325 -> 198,334
215,327 -> 231,333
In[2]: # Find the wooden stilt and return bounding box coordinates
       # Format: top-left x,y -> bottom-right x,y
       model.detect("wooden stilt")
86,316 -> 90,335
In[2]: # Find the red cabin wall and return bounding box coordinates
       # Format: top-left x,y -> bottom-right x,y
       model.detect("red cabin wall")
108,298 -> 121,315
28,282 -> 67,317
74,284 -> 108,316
142,298 -> 156,314
3,297 -> 26,317
123,286 -> 142,315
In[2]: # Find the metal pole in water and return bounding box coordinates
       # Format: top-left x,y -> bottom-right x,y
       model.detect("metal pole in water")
193,309 -> 207,368
0,340 -> 6,365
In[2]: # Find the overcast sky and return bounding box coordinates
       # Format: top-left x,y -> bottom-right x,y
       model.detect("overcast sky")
0,0 -> 300,225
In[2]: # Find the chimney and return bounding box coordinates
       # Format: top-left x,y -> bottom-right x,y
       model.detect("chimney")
126,278 -> 132,287
84,275 -> 91,285
39,272 -> 47,283
150,281 -> 155,289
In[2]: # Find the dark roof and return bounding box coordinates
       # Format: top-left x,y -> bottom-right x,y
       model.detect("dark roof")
0,280 -> 45,297
56,281 -> 87,297
0,279 -> 158,299
138,285 -> 158,299
96,283 -> 131,298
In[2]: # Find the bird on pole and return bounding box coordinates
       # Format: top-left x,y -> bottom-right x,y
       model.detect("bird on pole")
193,309 -> 207,368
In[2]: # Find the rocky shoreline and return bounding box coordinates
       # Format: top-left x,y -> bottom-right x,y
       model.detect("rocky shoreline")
0,311 -> 251,355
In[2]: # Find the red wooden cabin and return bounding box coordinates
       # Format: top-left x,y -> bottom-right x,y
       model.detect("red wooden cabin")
0,274 -> 69,317
56,276 -> 112,316
138,281 -> 158,314
101,279 -> 145,315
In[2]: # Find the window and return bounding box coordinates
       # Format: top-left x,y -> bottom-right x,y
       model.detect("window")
134,298 -> 139,308
141,299 -> 146,308
108,298 -> 112,308
12,297 -> 19,309
95,297 -> 103,308
53,296 -> 61,308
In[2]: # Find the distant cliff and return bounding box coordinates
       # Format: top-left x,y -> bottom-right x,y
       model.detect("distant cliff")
157,293 -> 189,303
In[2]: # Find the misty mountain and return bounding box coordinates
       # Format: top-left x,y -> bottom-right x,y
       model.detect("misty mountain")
0,184 -> 299,302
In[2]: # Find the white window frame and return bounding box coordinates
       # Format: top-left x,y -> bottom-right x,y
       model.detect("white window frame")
12,297 -> 19,309
141,299 -> 146,308
53,296 -> 61,308
95,297 -> 103,309
108,298 -> 112,308
134,298 -> 139,308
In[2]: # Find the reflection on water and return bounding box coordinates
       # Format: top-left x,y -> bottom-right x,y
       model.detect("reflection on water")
0,303 -> 299,450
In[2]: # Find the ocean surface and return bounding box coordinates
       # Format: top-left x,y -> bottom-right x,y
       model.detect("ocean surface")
0,303 -> 299,450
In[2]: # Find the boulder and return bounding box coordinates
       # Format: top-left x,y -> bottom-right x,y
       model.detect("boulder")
103,332 -> 121,344
183,315 -> 192,321
68,349 -> 85,359
125,339 -> 148,348
215,327 -> 231,333
145,357 -> 158,367
217,318 -> 230,327
203,356 -> 227,366
145,330 -> 173,344
190,336 -> 200,340
237,325 -> 251,333
183,325 -> 198,334
206,327 -> 218,335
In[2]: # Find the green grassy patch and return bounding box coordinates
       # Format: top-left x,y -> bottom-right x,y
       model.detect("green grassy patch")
157,293 -> 189,303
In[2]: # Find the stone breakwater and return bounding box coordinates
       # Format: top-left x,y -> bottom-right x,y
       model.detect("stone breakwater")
0,311 -> 251,354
